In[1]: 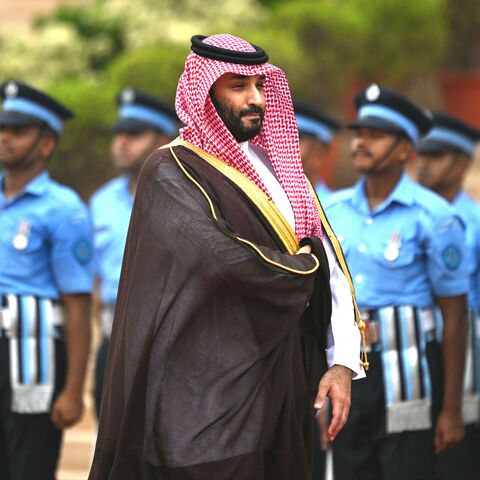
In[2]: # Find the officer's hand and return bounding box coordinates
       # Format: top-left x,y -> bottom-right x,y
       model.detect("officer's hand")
314,365 -> 352,441
50,391 -> 84,430
434,408 -> 464,453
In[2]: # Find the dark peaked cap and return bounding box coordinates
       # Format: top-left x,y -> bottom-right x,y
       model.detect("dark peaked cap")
294,101 -> 341,146
417,112 -> 480,158
113,88 -> 178,136
0,80 -> 73,135
349,84 -> 432,143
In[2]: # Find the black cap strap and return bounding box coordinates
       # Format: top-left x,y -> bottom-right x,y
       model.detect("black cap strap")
191,35 -> 268,65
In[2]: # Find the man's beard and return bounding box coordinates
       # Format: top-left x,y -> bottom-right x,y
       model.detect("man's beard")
211,95 -> 264,143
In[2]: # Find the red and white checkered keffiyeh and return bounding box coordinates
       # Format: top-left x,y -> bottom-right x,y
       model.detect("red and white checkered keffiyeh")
176,34 -> 322,239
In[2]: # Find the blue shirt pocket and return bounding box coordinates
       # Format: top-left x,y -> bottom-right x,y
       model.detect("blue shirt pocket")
0,221 -> 47,278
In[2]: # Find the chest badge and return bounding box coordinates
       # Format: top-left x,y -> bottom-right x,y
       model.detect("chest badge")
384,232 -> 401,262
13,221 -> 30,251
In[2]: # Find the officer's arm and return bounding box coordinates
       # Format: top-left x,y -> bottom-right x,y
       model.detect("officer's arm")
51,293 -> 91,429
49,205 -> 94,430
434,294 -> 467,453
427,213 -> 468,453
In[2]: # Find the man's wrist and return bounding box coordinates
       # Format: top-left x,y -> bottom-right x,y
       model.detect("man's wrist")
331,364 -> 354,377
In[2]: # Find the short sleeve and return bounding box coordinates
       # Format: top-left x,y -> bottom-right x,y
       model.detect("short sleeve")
427,214 -> 469,297
50,205 -> 94,294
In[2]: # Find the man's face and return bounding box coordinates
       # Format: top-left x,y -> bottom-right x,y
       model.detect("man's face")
210,73 -> 265,143
111,129 -> 168,173
416,150 -> 466,191
0,124 -> 49,169
350,127 -> 408,175
299,134 -> 328,183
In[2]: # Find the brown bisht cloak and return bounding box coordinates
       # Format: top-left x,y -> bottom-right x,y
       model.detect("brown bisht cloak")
88,141 -> 332,480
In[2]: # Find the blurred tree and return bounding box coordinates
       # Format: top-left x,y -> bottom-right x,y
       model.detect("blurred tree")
106,44 -> 188,101
247,0 -> 367,107
34,3 -> 125,70
46,79 -> 117,199
98,0 -> 265,49
351,0 -> 447,83
0,23 -> 98,87
444,0 -> 480,68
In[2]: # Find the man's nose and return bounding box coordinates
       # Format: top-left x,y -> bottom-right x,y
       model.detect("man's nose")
247,86 -> 264,108
351,135 -> 364,150
416,156 -> 427,170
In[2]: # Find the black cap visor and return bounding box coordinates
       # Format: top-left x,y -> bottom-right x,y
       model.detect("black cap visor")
417,138 -> 465,156
0,111 -> 47,128
348,116 -> 405,136
112,118 -> 160,134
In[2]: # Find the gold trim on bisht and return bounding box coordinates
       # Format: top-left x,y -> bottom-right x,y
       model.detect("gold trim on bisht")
165,141 -> 319,276
166,138 -> 299,255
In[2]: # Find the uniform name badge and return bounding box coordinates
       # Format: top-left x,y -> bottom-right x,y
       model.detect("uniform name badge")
13,221 -> 30,251
384,232 -> 401,262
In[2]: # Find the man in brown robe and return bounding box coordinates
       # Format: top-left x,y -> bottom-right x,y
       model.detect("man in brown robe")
89,34 -> 364,480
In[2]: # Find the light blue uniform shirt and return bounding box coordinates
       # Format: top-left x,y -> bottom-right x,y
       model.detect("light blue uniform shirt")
325,173 -> 469,309
453,191 -> 480,310
90,176 -> 133,305
0,171 -> 94,299
314,181 -> 333,204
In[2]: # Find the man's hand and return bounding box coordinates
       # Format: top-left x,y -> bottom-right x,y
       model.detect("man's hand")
50,390 -> 84,430
434,408 -> 464,453
314,365 -> 352,441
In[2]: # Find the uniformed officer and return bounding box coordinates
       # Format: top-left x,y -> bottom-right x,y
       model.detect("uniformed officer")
90,88 -> 178,416
325,85 -> 469,480
0,81 -> 94,479
295,101 -> 341,202
416,113 -> 480,479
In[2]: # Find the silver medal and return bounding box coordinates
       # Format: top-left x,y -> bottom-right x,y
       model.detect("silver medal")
384,233 -> 401,262
384,243 -> 399,262
13,221 -> 30,250
13,234 -> 28,250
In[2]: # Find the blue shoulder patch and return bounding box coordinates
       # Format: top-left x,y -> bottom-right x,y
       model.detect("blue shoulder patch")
442,244 -> 462,271
72,237 -> 93,265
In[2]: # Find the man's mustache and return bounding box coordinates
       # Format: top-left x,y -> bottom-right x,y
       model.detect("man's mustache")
240,107 -> 264,119
352,148 -> 372,158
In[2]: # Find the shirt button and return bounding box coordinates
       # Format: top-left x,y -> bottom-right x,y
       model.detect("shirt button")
358,243 -> 367,253
354,274 -> 364,284
365,217 -> 374,225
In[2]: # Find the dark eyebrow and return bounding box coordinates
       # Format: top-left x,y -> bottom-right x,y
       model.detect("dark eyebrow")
228,74 -> 266,81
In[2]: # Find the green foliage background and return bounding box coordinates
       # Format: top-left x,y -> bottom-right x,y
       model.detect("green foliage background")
1,0 -> 476,197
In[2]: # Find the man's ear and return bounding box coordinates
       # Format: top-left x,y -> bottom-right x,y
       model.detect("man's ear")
39,130 -> 58,161
399,138 -> 413,162
456,153 -> 471,176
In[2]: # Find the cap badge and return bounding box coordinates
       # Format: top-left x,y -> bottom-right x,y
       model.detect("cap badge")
121,88 -> 135,104
5,81 -> 18,99
366,84 -> 380,102
424,108 -> 433,120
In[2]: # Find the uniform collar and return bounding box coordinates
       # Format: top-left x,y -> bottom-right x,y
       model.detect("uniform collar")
0,170 -> 50,199
453,190 -> 468,207
23,171 -> 51,196
452,190 -> 471,223
351,172 -> 415,214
